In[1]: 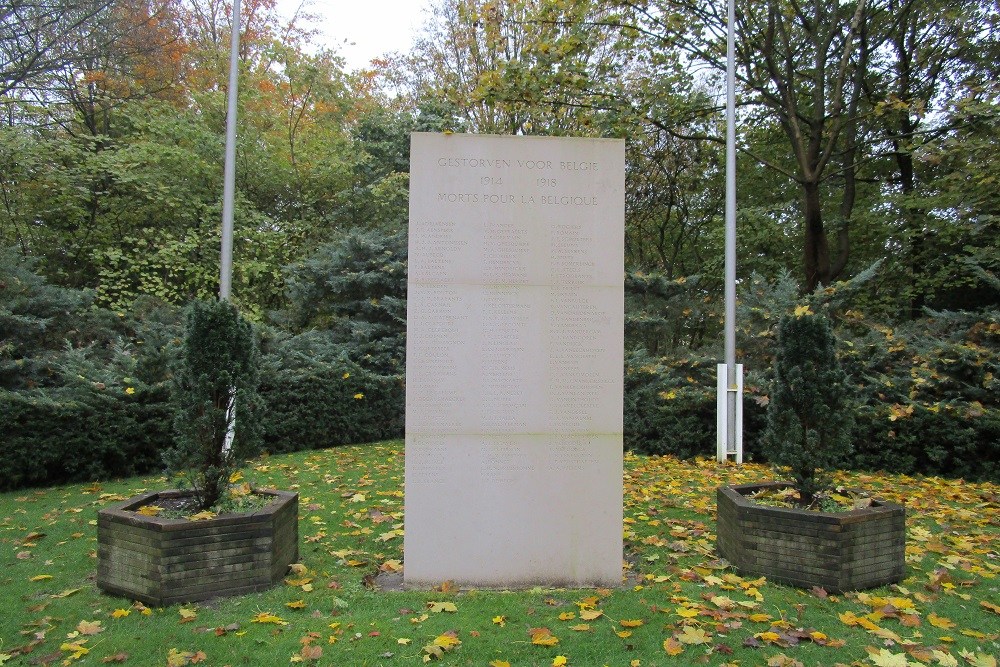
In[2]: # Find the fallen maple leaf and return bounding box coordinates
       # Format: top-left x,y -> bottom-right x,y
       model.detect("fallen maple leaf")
136,505 -> 163,517
286,600 -> 307,610
489,661 -> 511,667
677,626 -> 711,645
101,652 -> 128,663
110,609 -> 130,619
866,647 -> 918,667
619,619 -> 644,628
929,613 -> 957,629
662,638 -> 684,656
492,615 -> 506,627
579,609 -> 603,620
767,654 -> 804,667
932,650 -> 959,667
178,608 -> 197,623
76,620 -> 103,636
531,629 -> 560,647
60,641 -> 90,660
958,650 -> 997,667
251,612 -> 288,625
299,645 -> 322,661
553,656 -> 568,666
427,601 -> 457,613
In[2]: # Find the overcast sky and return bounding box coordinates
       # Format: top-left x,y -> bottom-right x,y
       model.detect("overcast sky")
275,0 -> 435,71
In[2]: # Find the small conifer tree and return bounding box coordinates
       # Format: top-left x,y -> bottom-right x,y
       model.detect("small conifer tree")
164,299 -> 262,511
763,308 -> 854,503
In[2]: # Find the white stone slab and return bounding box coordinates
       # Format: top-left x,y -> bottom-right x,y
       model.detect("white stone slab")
405,133 -> 624,587
405,434 -> 623,586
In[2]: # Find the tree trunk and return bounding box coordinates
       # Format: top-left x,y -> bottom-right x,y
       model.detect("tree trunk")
803,181 -> 832,292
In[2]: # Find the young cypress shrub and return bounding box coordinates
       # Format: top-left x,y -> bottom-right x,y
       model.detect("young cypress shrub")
163,300 -> 262,511
763,308 -> 854,503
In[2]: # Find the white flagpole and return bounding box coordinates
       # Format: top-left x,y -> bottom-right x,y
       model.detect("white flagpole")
220,0 -> 241,302
718,0 -> 742,463
220,0 -> 241,455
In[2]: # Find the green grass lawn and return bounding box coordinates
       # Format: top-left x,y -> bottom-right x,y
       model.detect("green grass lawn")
1,442 -> 997,666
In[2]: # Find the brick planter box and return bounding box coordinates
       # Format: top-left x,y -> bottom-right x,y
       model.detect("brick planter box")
716,482 -> 904,592
97,489 -> 298,606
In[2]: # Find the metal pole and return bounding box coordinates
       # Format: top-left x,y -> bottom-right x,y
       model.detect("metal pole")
219,0 -> 241,301
724,0 -> 738,459
219,0 -> 241,456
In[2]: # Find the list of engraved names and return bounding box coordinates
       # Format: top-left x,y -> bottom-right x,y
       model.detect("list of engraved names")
404,133 -> 624,587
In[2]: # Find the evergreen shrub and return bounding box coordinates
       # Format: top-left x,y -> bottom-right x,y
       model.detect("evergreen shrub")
762,309 -> 855,501
163,300 -> 263,510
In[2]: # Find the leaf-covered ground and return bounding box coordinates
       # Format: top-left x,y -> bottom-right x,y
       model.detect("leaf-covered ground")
1,442 -> 997,666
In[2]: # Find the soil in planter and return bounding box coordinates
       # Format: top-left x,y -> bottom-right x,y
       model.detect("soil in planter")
747,485 -> 873,512
132,484 -> 274,519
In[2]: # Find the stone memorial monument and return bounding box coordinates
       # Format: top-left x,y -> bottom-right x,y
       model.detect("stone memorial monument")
405,133 -> 625,587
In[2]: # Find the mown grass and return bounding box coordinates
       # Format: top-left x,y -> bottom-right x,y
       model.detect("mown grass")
1,441 -> 997,666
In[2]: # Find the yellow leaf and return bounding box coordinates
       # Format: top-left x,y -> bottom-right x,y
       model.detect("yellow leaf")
570,624 -> 591,632
397,638 -> 412,645
50,588 -> 81,598
676,606 -> 700,618
865,647 -> 911,667
186,511 -> 216,521
619,619 -> 644,628
178,607 -> 197,622
286,600 -> 306,609
553,657 -> 568,667
427,601 -> 457,613
710,596 -> 736,610
757,632 -> 781,643
982,601 -> 1000,615
137,505 -> 163,517
839,611 -> 861,626
933,651 -> 959,667
433,634 -> 461,648
531,631 -> 560,647
929,613 -> 957,630
558,612 -> 576,621
579,609 -> 603,620
60,641 -> 90,660
30,574 -> 53,581
663,638 -> 684,656
76,620 -> 103,635
489,662 -> 511,667
492,615 -> 506,627
677,626 -> 711,645
957,651 -> 997,667
229,471 -> 244,483
794,305 -> 814,317
111,609 -> 131,619
962,630 -> 988,639
251,612 -> 288,625
749,613 -> 772,623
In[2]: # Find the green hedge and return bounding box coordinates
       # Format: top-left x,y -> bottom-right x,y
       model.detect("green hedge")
0,386 -> 173,491
258,362 -> 404,454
